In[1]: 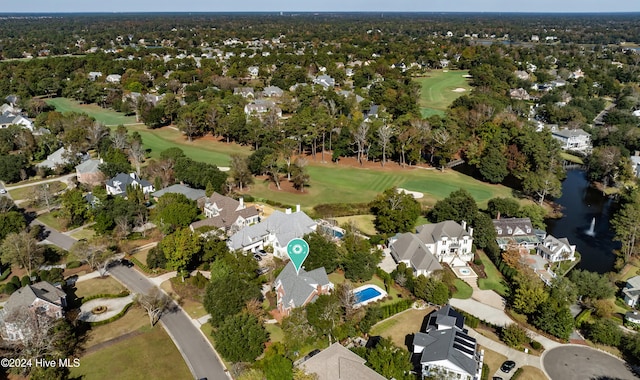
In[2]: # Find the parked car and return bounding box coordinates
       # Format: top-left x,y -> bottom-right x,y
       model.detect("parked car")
256,267 -> 270,275
258,249 -> 268,256
253,254 -> 262,261
500,360 -> 516,373
120,259 -> 134,268
0,188 -> 6,194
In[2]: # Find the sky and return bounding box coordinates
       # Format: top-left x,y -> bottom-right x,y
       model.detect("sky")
3,0 -> 639,14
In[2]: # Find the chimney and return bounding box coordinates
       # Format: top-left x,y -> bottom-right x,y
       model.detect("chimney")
496,211 -> 501,220
296,204 -> 300,213
285,208 -> 292,214
468,227 -> 473,237
461,220 -> 467,230
239,197 -> 244,209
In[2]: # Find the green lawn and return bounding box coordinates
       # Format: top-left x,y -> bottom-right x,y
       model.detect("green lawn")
69,326 -> 192,380
74,277 -> 127,299
37,211 -> 67,231
333,215 -> 376,235
45,97 -> 137,126
560,152 -> 585,165
369,307 -> 435,348
452,279 -> 473,299
266,323 -> 285,343
477,250 -> 509,296
414,70 -> 472,118
8,181 -> 66,202
250,163 -> 514,210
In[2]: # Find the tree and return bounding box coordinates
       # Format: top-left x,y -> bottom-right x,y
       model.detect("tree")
0,211 -> 26,242
412,275 -> 451,305
479,145 -> 509,183
511,271 -> 548,315
429,188 -> 478,224
1,230 -> 44,277
487,197 -> 520,219
128,139 -> 146,176
161,228 -> 201,280
229,154 -> 253,191
70,237 -> 114,276
259,343 -> 293,380
290,158 -> 310,192
59,188 -> 89,228
304,232 -> 340,273
0,154 -> 27,183
306,293 -> 341,340
377,124 -> 395,167
281,308 -> 315,352
533,301 -> 574,340
501,324 -> 529,348
569,269 -> 616,301
136,287 -> 172,326
353,122 -> 369,165
343,248 -> 380,282
370,187 -> 421,235
611,200 -> 640,262
212,312 -> 268,362
352,337 -> 413,380
153,193 -> 199,232
204,273 -> 262,327
522,170 -> 562,205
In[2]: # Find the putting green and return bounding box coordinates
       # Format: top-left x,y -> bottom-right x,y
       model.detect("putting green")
415,70 -> 472,118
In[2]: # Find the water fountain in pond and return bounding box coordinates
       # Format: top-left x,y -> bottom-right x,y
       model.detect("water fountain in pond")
586,217 -> 596,237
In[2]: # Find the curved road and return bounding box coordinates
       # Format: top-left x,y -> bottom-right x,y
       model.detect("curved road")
543,345 -> 638,380
109,265 -> 229,380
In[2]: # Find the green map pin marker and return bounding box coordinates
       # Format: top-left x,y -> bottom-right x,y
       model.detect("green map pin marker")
287,238 -> 310,274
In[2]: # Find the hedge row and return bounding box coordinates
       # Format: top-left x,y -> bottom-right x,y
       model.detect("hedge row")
129,256 -> 151,274
575,309 -> 592,328
66,260 -> 83,269
82,290 -> 131,304
481,363 -> 490,380
312,202 -> 372,218
510,367 -> 523,379
0,267 -> 11,281
87,302 -> 133,326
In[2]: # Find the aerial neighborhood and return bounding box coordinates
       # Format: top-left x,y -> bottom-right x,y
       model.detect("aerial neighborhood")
1,8 -> 640,380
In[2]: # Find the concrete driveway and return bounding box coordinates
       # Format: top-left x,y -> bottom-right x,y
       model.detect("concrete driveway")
77,295 -> 135,322
543,345 -> 638,380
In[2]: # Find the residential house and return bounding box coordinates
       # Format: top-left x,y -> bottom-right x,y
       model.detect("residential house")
623,275 -> 640,308
273,262 -> 333,317
75,158 -> 104,187
189,192 -> 260,235
233,87 -> 255,99
105,172 -> 155,196
536,234 -> 576,263
551,128 -> 592,153
36,147 -> 87,170
301,342 -> 385,380
88,71 -> 103,81
151,183 -> 206,203
105,74 -> 122,83
625,311 -> 640,324
509,88 -> 532,101
630,153 -> 640,178
0,113 -> 34,131
313,74 -> 336,89
247,66 -> 259,78
261,86 -> 284,98
244,99 -> 282,118
363,104 -> 380,122
227,207 -> 317,258
388,221 -> 474,275
413,304 -> 484,380
0,282 -> 67,342
492,217 -> 541,251
514,71 -> 531,80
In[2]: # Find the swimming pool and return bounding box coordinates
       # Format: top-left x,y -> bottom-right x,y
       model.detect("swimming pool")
320,225 -> 345,239
459,268 -> 471,275
352,284 -> 388,308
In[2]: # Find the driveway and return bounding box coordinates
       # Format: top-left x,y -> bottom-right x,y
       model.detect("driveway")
543,345 -> 638,380
78,295 -> 135,322
108,265 -> 229,380
32,219 -> 77,251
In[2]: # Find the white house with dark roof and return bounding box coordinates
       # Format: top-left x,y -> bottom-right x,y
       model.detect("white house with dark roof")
302,342 -> 385,380
623,275 -> 640,308
551,128 -> 592,153
227,207 -> 316,257
0,113 -> 33,131
413,304 -> 483,380
536,234 -> 576,263
189,192 -> 260,235
0,282 -> 67,342
106,172 -> 155,196
273,262 -> 333,317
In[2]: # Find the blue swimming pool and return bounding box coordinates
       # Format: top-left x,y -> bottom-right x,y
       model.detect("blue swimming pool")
354,287 -> 382,303
320,225 -> 344,239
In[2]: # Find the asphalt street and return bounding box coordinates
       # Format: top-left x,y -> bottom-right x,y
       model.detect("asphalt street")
543,345 -> 638,380
109,265 -> 229,380
31,219 -> 78,251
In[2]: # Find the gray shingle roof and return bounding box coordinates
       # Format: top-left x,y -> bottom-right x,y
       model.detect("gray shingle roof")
302,342 -> 386,380
416,221 -> 470,244
228,210 -> 316,251
152,184 -> 206,201
3,282 -> 66,313
389,233 -> 442,273
274,262 -> 331,309
75,159 -> 102,174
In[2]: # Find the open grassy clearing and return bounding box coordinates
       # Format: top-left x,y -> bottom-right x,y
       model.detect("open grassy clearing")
415,70 -> 471,118
37,211 -> 68,231
70,325 -> 191,380
69,227 -> 96,240
452,279 -> 473,299
74,276 -> 127,299
250,163 -> 514,210
45,97 -> 137,126
266,323 -> 285,343
480,347 -> 508,377
333,215 -> 376,235
83,306 -> 149,348
477,250 -> 509,296
517,366 -> 548,380
8,181 -> 66,201
369,307 -> 435,348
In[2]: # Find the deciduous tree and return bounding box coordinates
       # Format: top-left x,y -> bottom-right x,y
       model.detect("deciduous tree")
212,312 -> 268,362
136,286 -> 172,326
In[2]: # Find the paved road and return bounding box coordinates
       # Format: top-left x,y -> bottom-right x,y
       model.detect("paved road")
3,173 -> 76,190
543,345 -> 638,380
32,220 -> 78,251
109,265 -> 229,380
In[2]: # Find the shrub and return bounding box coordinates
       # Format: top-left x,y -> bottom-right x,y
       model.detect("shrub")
9,275 -> 20,287
66,260 -> 82,269
511,367 -> 523,379
0,267 -> 11,281
3,282 -> 18,294
530,340 -> 542,350
21,275 -> 31,287
481,363 -> 490,380
82,291 -> 130,304
501,324 -> 529,348
87,302 -> 133,326
313,202 -> 371,218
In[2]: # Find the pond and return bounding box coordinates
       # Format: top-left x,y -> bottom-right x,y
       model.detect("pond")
545,170 -> 619,274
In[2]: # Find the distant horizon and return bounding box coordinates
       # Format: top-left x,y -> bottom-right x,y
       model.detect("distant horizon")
2,11 -> 640,15
3,0 -> 638,14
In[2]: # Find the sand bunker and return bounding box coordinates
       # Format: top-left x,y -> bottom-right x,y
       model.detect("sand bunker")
396,188 -> 424,199
452,87 -> 467,92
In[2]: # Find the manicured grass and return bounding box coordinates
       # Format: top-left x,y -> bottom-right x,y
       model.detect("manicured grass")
480,346 -> 507,377
477,250 -> 509,297
266,323 -> 285,343
618,262 -> 640,282
560,152 -> 584,165
37,210 -> 67,231
517,366 -> 549,380
452,279 -> 473,299
250,163 -> 514,209
414,70 -> 472,118
45,97 -> 137,126
84,306 -> 150,348
8,180 -> 66,201
70,325 -> 192,380
69,228 -> 96,240
369,307 -> 435,348
333,215 -> 376,235
74,276 -> 127,299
